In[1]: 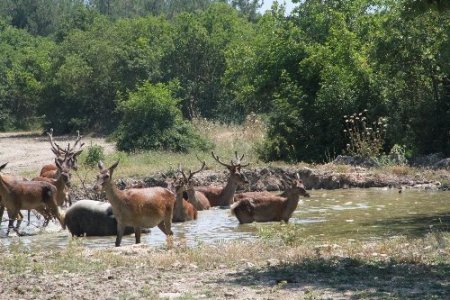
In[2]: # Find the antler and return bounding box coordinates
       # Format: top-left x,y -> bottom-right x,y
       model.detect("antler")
47,128 -> 66,156
233,151 -> 249,168
189,161 -> 206,180
47,128 -> 85,164
72,130 -> 85,152
211,152 -> 234,168
212,151 -> 249,169
177,161 -> 206,183
177,163 -> 189,182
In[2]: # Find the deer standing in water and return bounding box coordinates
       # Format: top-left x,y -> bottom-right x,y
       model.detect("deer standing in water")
0,163 -> 65,235
39,128 -> 84,209
94,161 -> 175,247
231,174 -> 310,224
195,152 -> 249,207
31,159 -> 72,226
172,177 -> 198,223
33,159 -> 71,207
0,171 -> 27,228
178,161 -> 210,211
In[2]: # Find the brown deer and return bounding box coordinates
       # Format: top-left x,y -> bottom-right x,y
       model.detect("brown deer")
178,161 -> 210,210
0,163 -> 65,234
33,159 -> 71,207
172,176 -> 198,222
195,152 -> 249,207
39,128 -> 84,179
231,174 -> 310,224
0,173 -> 27,227
94,161 -> 175,247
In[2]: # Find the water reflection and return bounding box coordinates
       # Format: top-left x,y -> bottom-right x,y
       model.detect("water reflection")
1,188 -> 450,251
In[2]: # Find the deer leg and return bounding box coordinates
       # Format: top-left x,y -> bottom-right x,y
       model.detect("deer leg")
158,219 -> 174,249
16,211 -> 24,229
9,210 -> 23,236
165,211 -> 173,236
45,198 -> 65,229
157,221 -> 168,235
27,210 -> 31,226
115,224 -> 125,247
158,214 -> 174,236
134,227 -> 141,244
66,192 -> 72,206
0,204 -> 4,224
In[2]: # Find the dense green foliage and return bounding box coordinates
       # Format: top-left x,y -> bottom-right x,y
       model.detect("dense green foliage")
84,144 -> 105,167
0,0 -> 448,160
115,82 -> 211,152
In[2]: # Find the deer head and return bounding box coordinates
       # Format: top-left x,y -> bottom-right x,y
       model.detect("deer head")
287,173 -> 310,198
211,151 -> 249,185
175,161 -> 206,194
47,128 -> 84,170
94,160 -> 119,192
55,158 -> 71,187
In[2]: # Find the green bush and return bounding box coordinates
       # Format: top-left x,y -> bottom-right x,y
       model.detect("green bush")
115,81 -> 212,153
84,144 -> 105,167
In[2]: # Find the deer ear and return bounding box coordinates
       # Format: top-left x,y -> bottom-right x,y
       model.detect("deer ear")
97,161 -> 104,170
109,160 -> 120,173
0,162 -> 7,171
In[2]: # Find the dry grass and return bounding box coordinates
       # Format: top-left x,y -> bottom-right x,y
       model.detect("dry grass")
1,223 -> 448,299
2,232 -> 448,275
70,116 -> 268,184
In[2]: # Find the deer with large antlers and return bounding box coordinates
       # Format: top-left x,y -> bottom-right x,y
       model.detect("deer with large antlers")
172,162 -> 209,222
231,174 -> 310,224
40,128 -> 84,179
0,163 -> 65,234
177,161 -> 210,211
195,152 -> 249,207
94,161 -> 175,247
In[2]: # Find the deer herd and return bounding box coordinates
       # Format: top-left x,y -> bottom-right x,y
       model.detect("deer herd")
0,130 -> 311,247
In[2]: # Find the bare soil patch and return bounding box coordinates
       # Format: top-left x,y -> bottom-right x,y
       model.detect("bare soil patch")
0,131 -> 115,175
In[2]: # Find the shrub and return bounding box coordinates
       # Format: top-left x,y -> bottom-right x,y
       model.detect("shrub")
115,82 -> 212,153
84,144 -> 105,167
343,110 -> 388,158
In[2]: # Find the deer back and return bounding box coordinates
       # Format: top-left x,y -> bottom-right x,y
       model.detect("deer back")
186,189 -> 210,210
232,178 -> 310,223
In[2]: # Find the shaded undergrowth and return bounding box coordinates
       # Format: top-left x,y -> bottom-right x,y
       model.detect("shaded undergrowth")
226,256 -> 450,299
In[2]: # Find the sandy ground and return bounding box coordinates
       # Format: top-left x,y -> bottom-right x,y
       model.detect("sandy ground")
0,131 -> 115,174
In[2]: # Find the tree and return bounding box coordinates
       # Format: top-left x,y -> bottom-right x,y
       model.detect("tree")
0,20 -> 54,130
41,14 -> 173,133
162,3 -> 252,120
115,81 -> 210,152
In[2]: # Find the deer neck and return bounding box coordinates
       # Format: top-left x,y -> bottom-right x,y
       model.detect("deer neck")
284,190 -> 301,213
103,181 -> 125,208
218,177 -> 239,206
55,177 -> 66,190
0,175 -> 11,195
186,188 -> 198,206
174,191 -> 186,219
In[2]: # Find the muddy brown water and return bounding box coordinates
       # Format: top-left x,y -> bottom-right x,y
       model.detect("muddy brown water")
1,188 -> 449,251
